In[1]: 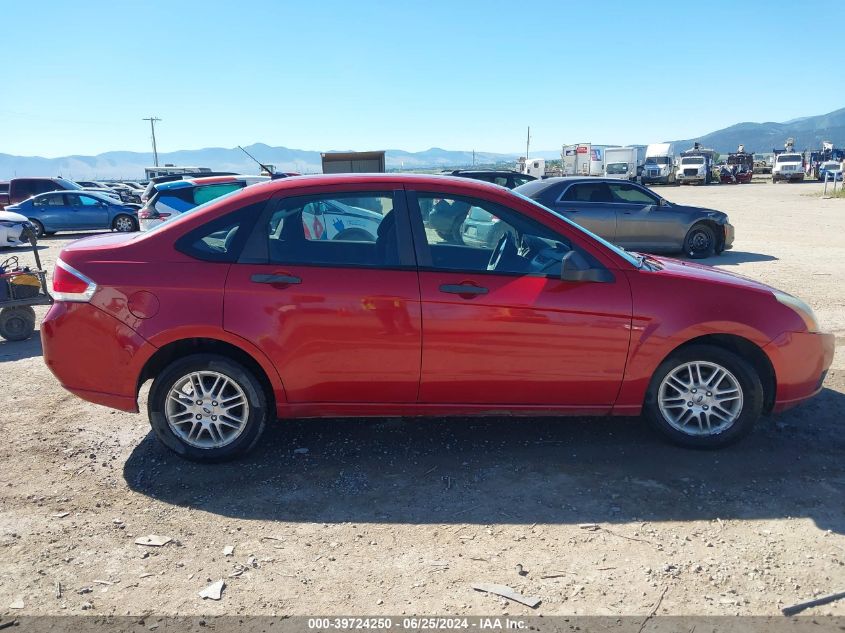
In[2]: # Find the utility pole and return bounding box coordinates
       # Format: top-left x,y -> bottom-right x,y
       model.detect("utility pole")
526,126 -> 531,160
472,149 -> 476,166
142,117 -> 162,166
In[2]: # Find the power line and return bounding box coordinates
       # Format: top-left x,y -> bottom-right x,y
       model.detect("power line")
142,117 -> 162,166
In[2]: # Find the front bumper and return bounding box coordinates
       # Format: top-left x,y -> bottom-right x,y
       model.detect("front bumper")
764,330 -> 835,412
723,223 -> 735,250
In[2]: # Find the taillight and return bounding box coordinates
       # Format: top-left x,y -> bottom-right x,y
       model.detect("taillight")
52,259 -> 97,302
138,208 -> 168,220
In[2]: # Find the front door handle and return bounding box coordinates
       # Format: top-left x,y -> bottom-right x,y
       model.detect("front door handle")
439,283 -> 488,296
251,273 -> 301,285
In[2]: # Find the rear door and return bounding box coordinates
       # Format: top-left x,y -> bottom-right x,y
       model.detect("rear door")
223,186 -> 422,404
548,181 -> 618,240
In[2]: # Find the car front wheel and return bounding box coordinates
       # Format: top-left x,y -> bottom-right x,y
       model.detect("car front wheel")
683,223 -> 716,258
148,354 -> 268,462
644,345 -> 763,448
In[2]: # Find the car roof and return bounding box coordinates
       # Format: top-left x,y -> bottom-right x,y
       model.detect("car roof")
155,175 -> 266,191
32,189 -> 115,201
242,172 -> 522,196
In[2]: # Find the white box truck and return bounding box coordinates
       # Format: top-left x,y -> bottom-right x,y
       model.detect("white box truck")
603,146 -> 645,181
641,143 -> 677,185
561,144 -> 604,176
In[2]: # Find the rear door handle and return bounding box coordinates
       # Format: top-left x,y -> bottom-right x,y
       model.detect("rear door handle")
439,283 -> 488,296
251,273 -> 301,285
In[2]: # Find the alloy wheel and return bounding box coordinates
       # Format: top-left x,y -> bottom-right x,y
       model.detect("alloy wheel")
165,371 -> 249,449
115,216 -> 135,232
657,361 -> 743,436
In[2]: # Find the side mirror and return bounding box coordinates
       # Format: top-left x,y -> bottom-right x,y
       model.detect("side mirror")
560,251 -> 614,283
658,198 -> 668,207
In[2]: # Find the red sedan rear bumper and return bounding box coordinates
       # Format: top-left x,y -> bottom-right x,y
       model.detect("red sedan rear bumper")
41,302 -> 156,412
765,331 -> 835,412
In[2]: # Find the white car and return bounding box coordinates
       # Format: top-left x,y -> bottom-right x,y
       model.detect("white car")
0,210 -> 32,247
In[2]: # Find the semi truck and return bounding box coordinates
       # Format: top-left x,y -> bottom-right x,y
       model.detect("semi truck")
517,156 -> 546,179
677,143 -> 716,185
641,143 -> 677,185
561,144 -> 604,177
603,146 -> 645,181
771,138 -> 805,183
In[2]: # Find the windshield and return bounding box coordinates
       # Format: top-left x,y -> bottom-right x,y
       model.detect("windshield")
140,188 -> 243,235
58,178 -> 83,190
682,157 -> 705,165
509,189 -> 641,268
777,154 -> 802,163
645,156 -> 670,165
606,162 -> 628,174
822,162 -> 840,170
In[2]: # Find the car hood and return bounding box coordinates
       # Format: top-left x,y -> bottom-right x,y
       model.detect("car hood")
0,210 -> 28,223
665,203 -> 728,222
644,255 -> 774,294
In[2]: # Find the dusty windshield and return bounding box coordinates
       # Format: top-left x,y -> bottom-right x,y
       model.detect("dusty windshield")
682,157 -> 705,165
777,154 -> 802,163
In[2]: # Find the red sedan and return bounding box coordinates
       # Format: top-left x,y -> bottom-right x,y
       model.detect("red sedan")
41,174 -> 834,462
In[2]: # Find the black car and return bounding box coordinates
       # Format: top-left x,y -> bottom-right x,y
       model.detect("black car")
515,177 -> 735,258
446,169 -> 536,189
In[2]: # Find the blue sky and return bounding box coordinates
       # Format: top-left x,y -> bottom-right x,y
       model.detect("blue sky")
2,0 -> 843,157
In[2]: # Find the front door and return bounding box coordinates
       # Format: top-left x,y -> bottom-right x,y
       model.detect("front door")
606,182 -> 678,251
549,181 -> 618,241
68,194 -> 109,229
410,190 -> 632,408
223,188 -> 422,404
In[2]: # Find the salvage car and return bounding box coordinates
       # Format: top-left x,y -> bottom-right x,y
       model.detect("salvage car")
139,176 -> 269,231
515,177 -> 734,258
0,210 -> 34,247
41,174 -> 832,462
6,190 -> 139,236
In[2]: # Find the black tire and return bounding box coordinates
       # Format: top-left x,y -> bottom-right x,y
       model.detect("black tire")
112,214 -> 138,233
148,354 -> 269,462
0,306 -> 36,341
683,223 -> 716,259
644,344 -> 763,449
29,220 -> 45,239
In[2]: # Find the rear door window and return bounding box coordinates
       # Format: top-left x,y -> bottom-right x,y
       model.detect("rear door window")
263,192 -> 401,268
193,183 -> 244,205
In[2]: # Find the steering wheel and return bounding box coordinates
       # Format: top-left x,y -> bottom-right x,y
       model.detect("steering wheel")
487,231 -> 518,271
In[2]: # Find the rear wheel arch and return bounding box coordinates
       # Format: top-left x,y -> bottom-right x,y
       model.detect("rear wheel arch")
650,334 -> 776,413
138,338 -> 280,414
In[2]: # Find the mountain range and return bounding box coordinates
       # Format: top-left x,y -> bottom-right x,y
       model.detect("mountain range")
1,107 -> 843,179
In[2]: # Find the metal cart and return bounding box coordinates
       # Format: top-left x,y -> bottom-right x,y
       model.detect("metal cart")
0,229 -> 52,341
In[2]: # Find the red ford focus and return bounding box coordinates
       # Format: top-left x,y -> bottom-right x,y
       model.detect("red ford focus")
41,175 -> 834,462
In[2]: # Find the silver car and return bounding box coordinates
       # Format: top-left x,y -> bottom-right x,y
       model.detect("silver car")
514,177 -> 734,258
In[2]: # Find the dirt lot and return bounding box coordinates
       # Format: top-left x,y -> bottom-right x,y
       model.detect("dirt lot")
0,180 -> 843,618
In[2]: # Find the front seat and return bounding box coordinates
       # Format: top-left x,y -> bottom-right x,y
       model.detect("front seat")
375,210 -> 397,264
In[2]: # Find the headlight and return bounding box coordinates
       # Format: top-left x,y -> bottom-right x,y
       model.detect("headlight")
774,291 -> 820,333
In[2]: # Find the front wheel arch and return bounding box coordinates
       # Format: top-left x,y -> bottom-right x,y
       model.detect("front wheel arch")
646,333 -> 776,413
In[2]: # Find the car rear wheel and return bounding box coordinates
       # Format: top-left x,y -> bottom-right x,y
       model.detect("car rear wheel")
644,345 -> 762,449
148,354 -> 268,462
0,306 -> 36,341
683,223 -> 716,258
113,214 -> 138,232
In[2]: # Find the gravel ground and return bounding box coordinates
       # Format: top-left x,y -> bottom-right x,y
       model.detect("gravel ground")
0,179 -> 843,617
